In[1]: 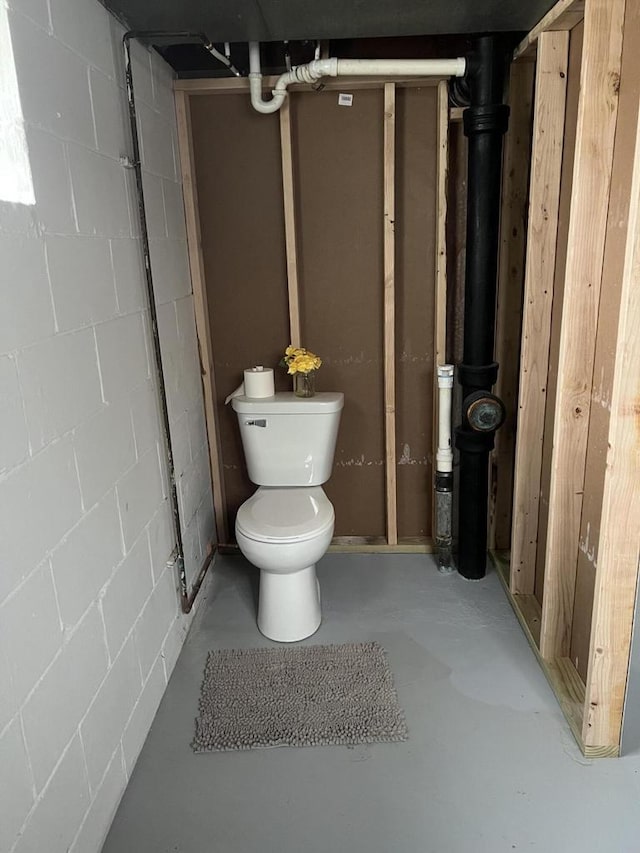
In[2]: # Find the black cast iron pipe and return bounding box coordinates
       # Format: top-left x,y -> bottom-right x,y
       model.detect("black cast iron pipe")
455,35 -> 509,580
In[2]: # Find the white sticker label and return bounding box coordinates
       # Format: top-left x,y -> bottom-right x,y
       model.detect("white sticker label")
338,93 -> 353,107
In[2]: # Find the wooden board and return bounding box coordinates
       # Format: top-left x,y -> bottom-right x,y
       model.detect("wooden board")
581,1 -> 640,750
571,0 -> 640,682
383,83 -> 398,545
189,94 -> 291,541
490,60 -> 535,554
396,86 -> 438,538
514,0 -> 585,60
509,33 -> 568,594
534,21 -> 583,604
174,91 -> 229,546
293,88 -> 386,536
540,0 -> 625,661
279,98 -> 301,348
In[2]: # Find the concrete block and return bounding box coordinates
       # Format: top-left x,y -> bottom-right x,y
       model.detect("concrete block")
0,233 -> 55,355
0,436 -> 82,605
149,238 -> 192,306
51,490 -> 123,629
46,235 -> 117,332
68,144 -> 130,237
49,0 -> 115,79
142,172 -> 167,240
123,167 -> 141,239
139,103 -> 175,180
146,503 -> 175,583
89,68 -> 127,160
0,561 -> 63,707
69,745 -> 126,853
21,605 -> 108,791
26,127 -> 77,235
188,399 -> 208,466
151,52 -> 177,120
9,10 -> 95,148
116,446 -> 163,551
129,41 -> 153,108
0,355 -> 29,474
8,0 -> 50,30
101,532 -> 153,659
73,399 -> 136,509
110,237 -> 145,315
162,179 -> 187,243
171,409 -> 191,486
197,487 -> 216,553
0,639 -> 18,733
121,654 -> 165,775
80,635 -> 141,791
135,565 -> 179,680
95,312 -> 149,402
12,735 -> 90,853
0,717 -> 35,853
18,327 -> 103,452
181,515 -> 202,588
160,613 -> 190,684
130,378 -> 161,460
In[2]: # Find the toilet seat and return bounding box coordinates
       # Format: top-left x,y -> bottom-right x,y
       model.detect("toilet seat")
236,487 -> 334,544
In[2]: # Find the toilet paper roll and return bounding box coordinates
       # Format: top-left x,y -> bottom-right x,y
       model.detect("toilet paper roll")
243,366 -> 275,398
224,366 -> 275,404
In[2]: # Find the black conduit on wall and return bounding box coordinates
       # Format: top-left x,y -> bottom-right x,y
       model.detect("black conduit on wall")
455,35 -> 509,580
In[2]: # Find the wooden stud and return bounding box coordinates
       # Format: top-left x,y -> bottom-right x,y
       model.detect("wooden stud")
174,90 -> 229,545
514,0 -> 585,60
174,77 -> 443,95
432,81 -> 448,535
383,82 -> 398,546
540,0 -> 625,661
582,102 -> 640,751
279,97 -> 301,348
490,59 -> 535,553
510,32 -> 569,595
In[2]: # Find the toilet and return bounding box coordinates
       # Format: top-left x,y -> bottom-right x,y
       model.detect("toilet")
231,391 -> 344,642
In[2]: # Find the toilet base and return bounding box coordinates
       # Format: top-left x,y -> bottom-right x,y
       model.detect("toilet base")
258,565 -> 321,642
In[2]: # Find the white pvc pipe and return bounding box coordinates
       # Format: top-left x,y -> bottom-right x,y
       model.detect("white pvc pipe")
248,42 -> 466,114
436,365 -> 454,474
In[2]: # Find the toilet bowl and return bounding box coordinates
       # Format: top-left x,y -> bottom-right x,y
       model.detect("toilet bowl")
236,486 -> 334,642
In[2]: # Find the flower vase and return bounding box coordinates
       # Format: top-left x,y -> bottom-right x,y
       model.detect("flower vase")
294,372 -> 316,398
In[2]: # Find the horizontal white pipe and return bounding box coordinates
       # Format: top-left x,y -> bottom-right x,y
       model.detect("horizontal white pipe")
248,42 -> 466,114
436,365 -> 454,474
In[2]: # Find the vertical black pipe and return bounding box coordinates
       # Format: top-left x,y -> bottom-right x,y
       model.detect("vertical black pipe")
456,36 -> 509,579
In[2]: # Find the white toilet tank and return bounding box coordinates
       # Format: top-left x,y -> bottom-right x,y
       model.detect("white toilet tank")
232,392 -> 344,486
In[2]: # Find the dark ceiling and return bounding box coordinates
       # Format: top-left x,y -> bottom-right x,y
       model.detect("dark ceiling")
103,0 -> 555,76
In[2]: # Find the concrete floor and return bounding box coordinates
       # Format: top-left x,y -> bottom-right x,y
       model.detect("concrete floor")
103,554 -> 640,853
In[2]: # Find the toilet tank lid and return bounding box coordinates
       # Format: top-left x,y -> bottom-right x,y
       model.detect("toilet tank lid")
232,392 -> 344,414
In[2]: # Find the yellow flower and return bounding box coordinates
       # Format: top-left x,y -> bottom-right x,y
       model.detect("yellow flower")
282,345 -> 321,375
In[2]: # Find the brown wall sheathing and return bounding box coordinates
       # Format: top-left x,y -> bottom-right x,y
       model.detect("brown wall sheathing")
190,95 -> 290,538
534,21 -> 584,604
570,5 -> 640,680
292,89 -> 386,537
395,87 -> 437,538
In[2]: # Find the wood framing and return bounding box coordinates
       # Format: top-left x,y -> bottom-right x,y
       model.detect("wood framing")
383,82 -> 398,545
279,98 -> 301,348
432,80 -> 448,527
490,59 -> 535,552
174,90 -> 229,546
540,0 -> 625,661
510,32 -> 569,593
175,76 -> 442,95
582,111 -> 640,750
514,0 -> 585,60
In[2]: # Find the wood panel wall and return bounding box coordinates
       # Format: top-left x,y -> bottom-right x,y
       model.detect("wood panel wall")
188,85 -> 440,544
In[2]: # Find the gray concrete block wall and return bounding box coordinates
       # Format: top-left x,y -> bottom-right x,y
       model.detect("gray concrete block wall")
0,0 -> 216,850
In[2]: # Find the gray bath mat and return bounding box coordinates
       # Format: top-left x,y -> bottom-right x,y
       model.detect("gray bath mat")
192,642 -> 408,752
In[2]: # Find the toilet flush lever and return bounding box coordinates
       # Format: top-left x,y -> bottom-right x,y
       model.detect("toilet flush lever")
245,419 -> 267,427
